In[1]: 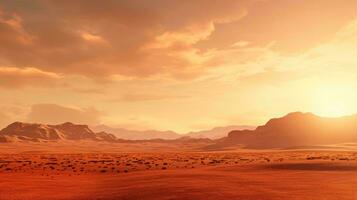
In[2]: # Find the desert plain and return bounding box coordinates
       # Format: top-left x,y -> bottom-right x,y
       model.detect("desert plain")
1,142 -> 357,200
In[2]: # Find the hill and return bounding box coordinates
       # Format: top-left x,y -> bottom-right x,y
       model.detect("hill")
186,125 -> 255,139
218,112 -> 357,148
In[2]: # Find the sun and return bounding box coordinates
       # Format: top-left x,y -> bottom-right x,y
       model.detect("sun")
312,84 -> 356,117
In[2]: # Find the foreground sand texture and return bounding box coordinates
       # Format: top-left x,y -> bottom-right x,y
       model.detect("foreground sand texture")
1,150 -> 357,200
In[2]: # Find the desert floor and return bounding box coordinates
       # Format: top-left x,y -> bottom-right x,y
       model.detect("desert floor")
1,150 -> 357,200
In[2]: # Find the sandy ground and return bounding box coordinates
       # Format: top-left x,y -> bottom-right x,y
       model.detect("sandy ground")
0,141 -> 214,154
1,150 -> 357,199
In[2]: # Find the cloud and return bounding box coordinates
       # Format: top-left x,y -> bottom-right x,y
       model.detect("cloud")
113,92 -> 186,102
80,31 -> 108,44
201,16 -> 357,85
236,69 -> 307,87
0,0 -> 248,80
26,104 -> 102,125
0,67 -> 61,88
0,0 -> 356,83
199,0 -> 357,52
71,87 -> 106,94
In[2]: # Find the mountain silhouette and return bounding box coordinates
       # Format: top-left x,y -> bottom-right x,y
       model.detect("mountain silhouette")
0,122 -> 117,142
0,122 -> 214,144
218,112 -> 357,148
4,112 -> 357,148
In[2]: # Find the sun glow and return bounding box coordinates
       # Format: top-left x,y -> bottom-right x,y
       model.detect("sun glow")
312,84 -> 357,117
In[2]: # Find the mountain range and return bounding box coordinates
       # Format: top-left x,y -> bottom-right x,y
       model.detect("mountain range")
0,121 -> 249,143
0,122 -> 117,143
3,112 -> 357,149
91,125 -> 253,140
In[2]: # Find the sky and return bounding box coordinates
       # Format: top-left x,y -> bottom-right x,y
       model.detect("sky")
1,0 -> 357,133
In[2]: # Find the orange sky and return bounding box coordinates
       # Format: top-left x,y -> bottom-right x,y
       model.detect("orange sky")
1,0 -> 357,133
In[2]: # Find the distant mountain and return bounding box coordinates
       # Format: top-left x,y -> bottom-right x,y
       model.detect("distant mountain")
186,125 -> 255,139
216,112 -> 357,149
91,125 -> 181,140
92,125 -> 255,140
128,137 -> 214,144
0,121 -> 253,144
0,122 -> 117,142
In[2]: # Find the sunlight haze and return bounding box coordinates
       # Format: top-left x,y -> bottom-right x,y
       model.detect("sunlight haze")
1,0 -> 357,132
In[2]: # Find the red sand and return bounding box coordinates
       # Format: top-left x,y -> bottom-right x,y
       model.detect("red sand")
1,151 -> 357,199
